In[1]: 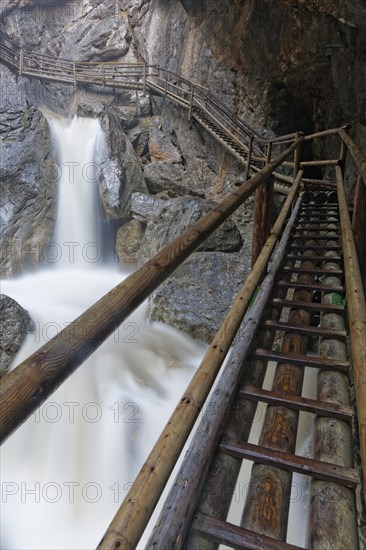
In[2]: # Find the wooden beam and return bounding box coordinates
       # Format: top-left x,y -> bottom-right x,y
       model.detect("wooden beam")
339,129 -> 366,187
336,165 -> 366,496
352,174 -> 366,288
251,175 -> 274,266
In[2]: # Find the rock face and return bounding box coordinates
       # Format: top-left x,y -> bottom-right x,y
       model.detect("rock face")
0,65 -> 56,277
0,294 -> 35,376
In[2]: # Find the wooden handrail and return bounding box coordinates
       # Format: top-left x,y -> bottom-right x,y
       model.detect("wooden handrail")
336,165 -> 366,496
0,138 -> 303,444
339,129 -> 366,188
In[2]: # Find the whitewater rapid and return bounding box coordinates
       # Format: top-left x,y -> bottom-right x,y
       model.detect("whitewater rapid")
0,116 -> 206,549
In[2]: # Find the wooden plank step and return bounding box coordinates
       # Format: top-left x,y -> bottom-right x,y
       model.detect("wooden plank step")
252,348 -> 349,373
289,244 -> 341,250
271,297 -> 345,313
286,254 -> 342,262
282,266 -> 343,276
295,221 -> 340,227
276,281 -> 344,293
291,235 -> 339,241
219,440 -> 358,488
262,319 -> 347,340
239,385 -> 353,421
191,512 -> 304,550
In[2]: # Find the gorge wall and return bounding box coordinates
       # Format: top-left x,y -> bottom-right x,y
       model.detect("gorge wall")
1,0 -> 365,340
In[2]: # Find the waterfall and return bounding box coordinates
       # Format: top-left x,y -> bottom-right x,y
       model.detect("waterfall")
0,115 -> 206,550
46,115 -> 104,267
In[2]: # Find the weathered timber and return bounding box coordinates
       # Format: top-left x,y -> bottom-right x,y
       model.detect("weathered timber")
191,512 -> 304,550
239,385 -> 352,421
352,175 -> 366,288
96,176 -> 303,550
308,208 -> 359,549
339,130 -> 366,187
262,320 -> 347,341
336,165 -> 366,496
0,137 -> 304,445
251,175 -> 274,266
241,229 -> 317,540
220,441 -> 358,487
252,348 -> 349,373
143,199 -> 302,550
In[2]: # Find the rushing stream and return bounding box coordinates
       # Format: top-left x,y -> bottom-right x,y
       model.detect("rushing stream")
0,115 -> 206,549
0,115 -> 314,549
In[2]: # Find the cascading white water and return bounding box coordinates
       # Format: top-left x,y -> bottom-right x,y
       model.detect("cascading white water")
0,115 -> 206,550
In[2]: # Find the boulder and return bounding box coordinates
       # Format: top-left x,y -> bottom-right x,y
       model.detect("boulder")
0,294 -> 35,376
137,195 -> 243,263
97,109 -> 148,220
147,251 -> 249,342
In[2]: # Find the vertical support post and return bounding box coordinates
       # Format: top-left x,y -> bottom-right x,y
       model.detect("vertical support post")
245,136 -> 253,181
252,142 -> 274,265
19,48 -> 24,76
352,174 -> 366,289
293,131 -> 301,180
73,62 -> 76,85
102,64 -> 105,86
266,141 -> 272,165
164,68 -> 168,95
339,129 -> 349,175
142,62 -> 147,94
251,175 -> 274,266
188,85 -> 194,121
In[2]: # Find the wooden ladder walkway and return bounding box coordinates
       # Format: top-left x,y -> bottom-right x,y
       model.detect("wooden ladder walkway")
97,178 -> 365,549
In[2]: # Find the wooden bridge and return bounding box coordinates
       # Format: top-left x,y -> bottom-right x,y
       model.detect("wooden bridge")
1,33 -> 366,550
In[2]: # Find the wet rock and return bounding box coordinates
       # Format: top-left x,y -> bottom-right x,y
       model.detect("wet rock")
0,66 -> 56,277
131,192 -> 166,222
0,294 -> 35,376
116,219 -> 145,264
147,252 -> 249,342
137,195 -> 242,263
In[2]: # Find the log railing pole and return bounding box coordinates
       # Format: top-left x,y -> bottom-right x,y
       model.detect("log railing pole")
352,174 -> 366,288
339,129 -> 366,188
142,62 -> 146,94
96,170 -> 303,550
336,165 -> 366,496
0,138 -> 303,445
19,48 -> 23,75
73,61 -> 76,85
188,85 -> 194,121
294,131 -> 302,179
245,136 -> 253,181
251,142 -> 273,265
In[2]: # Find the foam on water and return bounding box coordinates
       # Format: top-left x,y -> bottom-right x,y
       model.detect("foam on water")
0,116 -> 206,549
